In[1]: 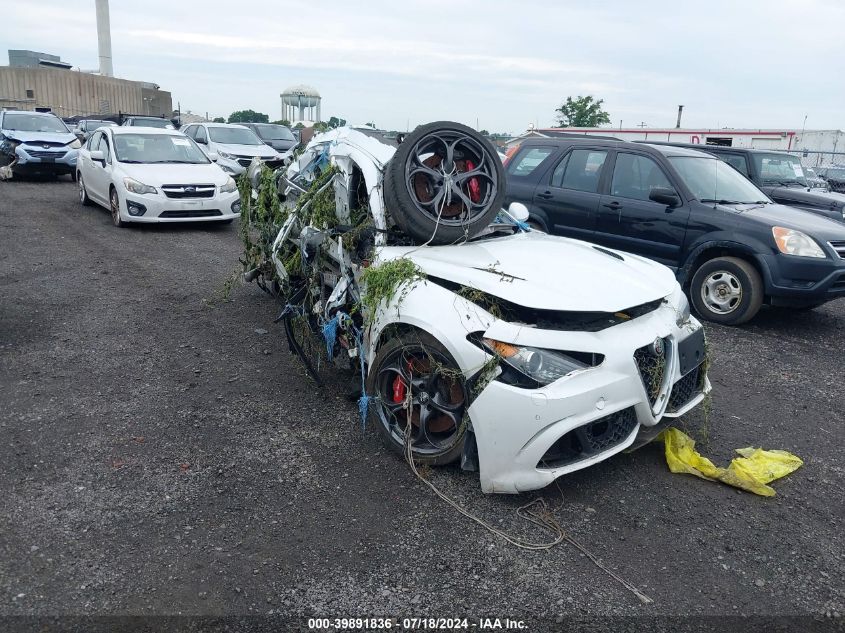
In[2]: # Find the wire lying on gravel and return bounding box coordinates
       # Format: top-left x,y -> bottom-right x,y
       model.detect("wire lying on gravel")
403,424 -> 653,604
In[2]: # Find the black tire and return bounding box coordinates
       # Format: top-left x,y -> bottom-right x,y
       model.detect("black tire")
383,121 -> 505,245
109,187 -> 125,227
690,256 -> 763,325
367,330 -> 467,465
78,174 -> 93,206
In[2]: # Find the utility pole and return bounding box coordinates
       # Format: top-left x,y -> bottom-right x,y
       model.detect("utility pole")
637,122 -> 647,128
676,105 -> 684,129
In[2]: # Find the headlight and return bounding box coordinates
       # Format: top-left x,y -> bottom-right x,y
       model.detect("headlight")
482,338 -> 590,386
772,226 -> 825,258
217,150 -> 235,160
123,177 -> 157,195
68,139 -> 82,149
220,176 -> 237,193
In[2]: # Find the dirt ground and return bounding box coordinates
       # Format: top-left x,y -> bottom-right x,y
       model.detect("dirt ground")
1,179 -> 843,632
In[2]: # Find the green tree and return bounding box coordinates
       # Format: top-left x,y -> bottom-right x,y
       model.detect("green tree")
212,117 -> 225,123
554,95 -> 610,128
228,109 -> 269,124
327,116 -> 347,129
272,119 -> 291,127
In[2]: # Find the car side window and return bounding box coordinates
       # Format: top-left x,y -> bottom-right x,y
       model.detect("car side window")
87,131 -> 101,150
182,125 -> 195,138
98,134 -> 111,164
195,126 -> 207,143
506,146 -> 555,177
560,149 -> 608,193
549,154 -> 570,188
610,153 -> 674,201
720,154 -> 749,177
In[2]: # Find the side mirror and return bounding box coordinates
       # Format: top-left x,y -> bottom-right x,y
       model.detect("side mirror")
195,137 -> 207,145
207,152 -> 219,162
89,150 -> 105,164
649,187 -> 681,207
508,201 -> 530,222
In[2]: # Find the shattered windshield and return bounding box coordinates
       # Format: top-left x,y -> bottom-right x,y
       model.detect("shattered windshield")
3,113 -> 69,133
670,156 -> 769,204
209,126 -> 263,145
755,154 -> 809,187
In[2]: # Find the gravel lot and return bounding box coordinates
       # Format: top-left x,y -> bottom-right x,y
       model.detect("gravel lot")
1,179 -> 843,632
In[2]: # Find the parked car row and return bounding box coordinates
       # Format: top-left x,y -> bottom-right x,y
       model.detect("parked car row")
504,138 -> 845,324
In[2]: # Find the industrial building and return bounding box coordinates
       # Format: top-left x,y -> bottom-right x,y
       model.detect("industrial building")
506,127 -> 845,167
0,57 -> 172,118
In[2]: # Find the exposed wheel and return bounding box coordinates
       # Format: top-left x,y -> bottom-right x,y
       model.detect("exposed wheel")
283,311 -> 331,385
690,256 -> 763,325
78,174 -> 92,206
383,121 -> 505,245
109,187 -> 125,227
367,331 -> 467,465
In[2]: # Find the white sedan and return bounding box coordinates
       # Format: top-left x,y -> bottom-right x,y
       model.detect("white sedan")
76,126 -> 241,226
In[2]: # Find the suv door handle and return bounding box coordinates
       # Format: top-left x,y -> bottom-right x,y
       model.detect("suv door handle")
537,190 -> 553,200
603,201 -> 622,210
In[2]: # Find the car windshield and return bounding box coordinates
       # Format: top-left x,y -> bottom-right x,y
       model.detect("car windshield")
84,120 -> 114,131
804,167 -> 817,178
253,124 -> 295,141
112,133 -> 210,164
669,156 -> 769,204
754,153 -> 809,187
3,113 -> 69,133
131,118 -> 172,129
208,126 -> 263,145
827,168 -> 845,179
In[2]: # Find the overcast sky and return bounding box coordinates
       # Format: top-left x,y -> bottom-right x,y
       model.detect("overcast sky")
3,0 -> 843,133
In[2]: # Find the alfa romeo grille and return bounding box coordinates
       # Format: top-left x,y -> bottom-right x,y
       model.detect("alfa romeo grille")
633,339 -> 668,408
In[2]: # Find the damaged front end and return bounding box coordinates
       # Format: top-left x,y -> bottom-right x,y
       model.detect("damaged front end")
240,121 -> 711,494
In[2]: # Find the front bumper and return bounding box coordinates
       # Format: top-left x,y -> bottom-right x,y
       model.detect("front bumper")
14,145 -> 78,174
758,252 -> 845,305
118,188 -> 241,223
469,307 -> 710,494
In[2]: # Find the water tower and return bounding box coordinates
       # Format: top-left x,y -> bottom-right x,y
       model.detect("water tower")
280,85 -> 321,124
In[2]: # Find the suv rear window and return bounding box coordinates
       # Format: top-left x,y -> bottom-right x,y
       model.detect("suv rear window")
507,146 -> 554,177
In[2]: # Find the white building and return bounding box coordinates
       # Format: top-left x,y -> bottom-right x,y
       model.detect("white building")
506,127 -> 845,167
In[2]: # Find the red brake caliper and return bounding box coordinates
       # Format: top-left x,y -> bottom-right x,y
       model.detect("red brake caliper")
465,159 -> 481,203
392,374 -> 406,403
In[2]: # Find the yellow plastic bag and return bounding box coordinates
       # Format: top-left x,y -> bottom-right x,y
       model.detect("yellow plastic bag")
657,428 -> 803,497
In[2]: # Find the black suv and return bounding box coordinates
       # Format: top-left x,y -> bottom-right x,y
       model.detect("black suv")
505,139 -> 845,324
640,143 -> 845,224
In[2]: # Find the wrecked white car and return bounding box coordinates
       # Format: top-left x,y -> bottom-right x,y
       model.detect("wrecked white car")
239,121 -> 711,494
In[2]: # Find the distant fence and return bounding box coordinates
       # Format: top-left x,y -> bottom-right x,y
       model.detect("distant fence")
776,150 -> 845,168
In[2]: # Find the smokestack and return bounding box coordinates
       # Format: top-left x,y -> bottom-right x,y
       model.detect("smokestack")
95,0 -> 114,77
676,105 -> 684,129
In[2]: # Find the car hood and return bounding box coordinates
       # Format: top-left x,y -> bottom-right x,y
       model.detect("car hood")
726,202 -> 845,240
119,162 -> 229,186
769,185 -> 845,211
215,143 -> 278,157
385,232 -> 677,313
3,130 -> 76,145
